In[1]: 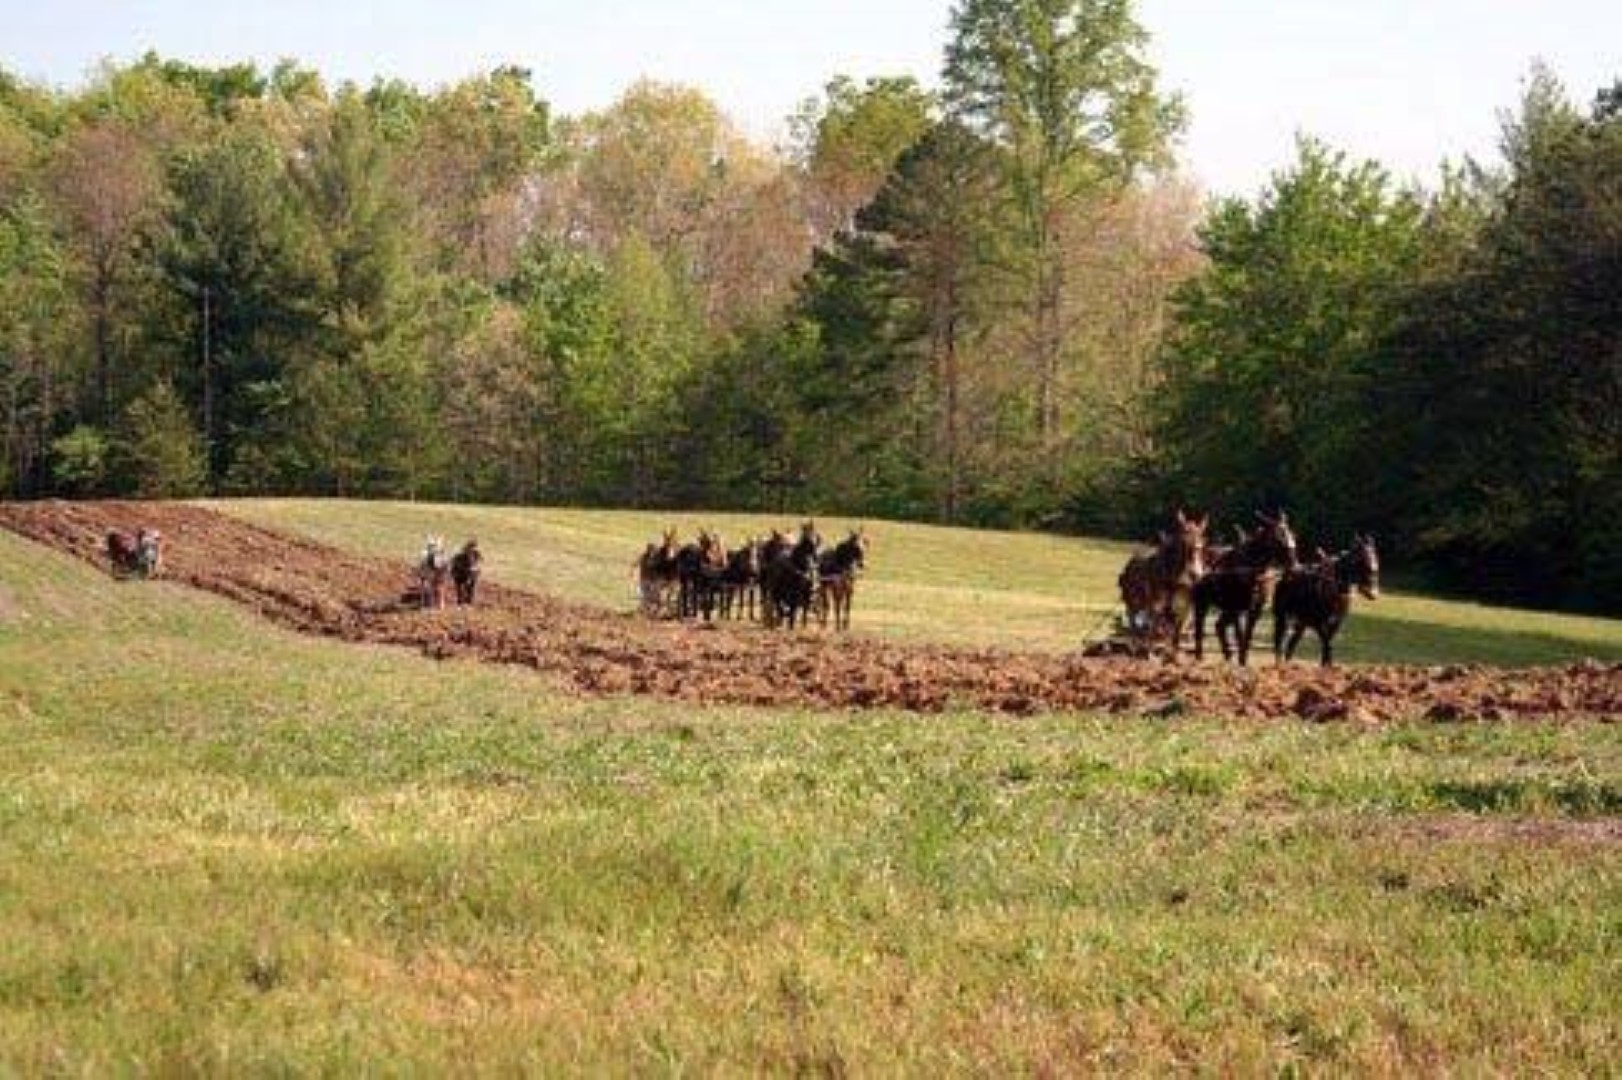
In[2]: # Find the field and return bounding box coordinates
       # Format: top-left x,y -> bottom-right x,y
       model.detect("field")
0,500 -> 1618,1072
219,499 -> 1622,667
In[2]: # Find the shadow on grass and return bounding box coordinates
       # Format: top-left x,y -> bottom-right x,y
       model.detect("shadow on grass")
1425,778 -> 1620,817
1346,614 -> 1622,668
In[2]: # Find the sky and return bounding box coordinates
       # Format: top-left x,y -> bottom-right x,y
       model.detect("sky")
2,0 -> 1617,196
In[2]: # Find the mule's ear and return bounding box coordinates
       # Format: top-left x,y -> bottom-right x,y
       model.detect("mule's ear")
1175,507 -> 1188,526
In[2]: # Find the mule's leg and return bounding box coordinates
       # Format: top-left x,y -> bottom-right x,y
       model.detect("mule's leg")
1193,598 -> 1208,661
1238,605 -> 1262,667
1286,623 -> 1307,661
1273,612 -> 1288,663
1320,625 -> 1338,667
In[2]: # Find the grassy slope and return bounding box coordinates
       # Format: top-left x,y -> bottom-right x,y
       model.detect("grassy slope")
1,529 -> 1618,1073
218,499 -> 1622,666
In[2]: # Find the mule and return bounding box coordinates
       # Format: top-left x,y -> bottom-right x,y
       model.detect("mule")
762,521 -> 821,629
451,539 -> 483,606
816,528 -> 869,631
106,528 -> 163,580
418,536 -> 451,611
676,530 -> 728,622
1118,510 -> 1209,651
718,538 -> 764,621
635,528 -> 681,617
1273,535 -> 1381,667
1193,511 -> 1299,666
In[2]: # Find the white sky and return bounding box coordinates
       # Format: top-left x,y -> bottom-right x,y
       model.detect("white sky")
2,0 -> 1616,195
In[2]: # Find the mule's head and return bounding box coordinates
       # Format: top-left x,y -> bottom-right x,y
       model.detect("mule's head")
660,528 -> 679,557
700,530 -> 727,567
847,527 -> 870,569
794,520 -> 822,559
137,529 -> 162,565
1253,510 -> 1299,569
1169,509 -> 1209,582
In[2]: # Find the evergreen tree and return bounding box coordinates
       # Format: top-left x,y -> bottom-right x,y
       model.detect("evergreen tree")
114,380 -> 206,497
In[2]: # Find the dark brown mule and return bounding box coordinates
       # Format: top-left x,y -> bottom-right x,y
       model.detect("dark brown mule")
636,528 -> 682,617
719,538 -> 764,621
1193,511 -> 1299,666
762,520 -> 821,629
1118,510 -> 1209,651
676,530 -> 728,621
451,539 -> 483,606
1273,535 -> 1381,667
816,528 -> 869,632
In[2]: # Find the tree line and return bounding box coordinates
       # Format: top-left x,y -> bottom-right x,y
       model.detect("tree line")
1,1 -> 1616,612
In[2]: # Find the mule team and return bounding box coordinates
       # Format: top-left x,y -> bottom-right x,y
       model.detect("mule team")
636,521 -> 870,631
107,510 -> 1370,665
1119,509 -> 1381,667
414,536 -> 483,610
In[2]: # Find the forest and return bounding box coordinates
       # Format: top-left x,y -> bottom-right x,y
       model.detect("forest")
0,0 -> 1616,611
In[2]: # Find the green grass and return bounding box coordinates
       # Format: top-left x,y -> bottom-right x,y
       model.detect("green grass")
1,527 -> 1618,1072
216,498 -> 1622,666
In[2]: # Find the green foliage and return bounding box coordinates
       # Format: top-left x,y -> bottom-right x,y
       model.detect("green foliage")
792,75 -> 937,236
944,0 -> 1182,187
1372,71 -> 1622,609
0,46 -> 1614,613
159,127 -> 323,479
133,51 -> 269,117
49,425 -> 108,494
1156,138 -> 1426,531
1153,76 -> 1621,612
114,380 -> 206,497
944,0 -> 1185,481
0,193 -> 72,495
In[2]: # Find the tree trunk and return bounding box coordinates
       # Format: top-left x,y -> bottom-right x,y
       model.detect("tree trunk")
33,328 -> 54,497
200,286 -> 214,482
937,281 -> 962,525
1035,249 -> 1063,449
92,263 -> 113,426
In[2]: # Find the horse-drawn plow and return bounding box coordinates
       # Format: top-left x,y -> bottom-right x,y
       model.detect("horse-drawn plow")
1,501 -> 1616,723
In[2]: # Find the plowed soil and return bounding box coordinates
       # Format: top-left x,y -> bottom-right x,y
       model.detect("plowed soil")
3,500 -> 1618,722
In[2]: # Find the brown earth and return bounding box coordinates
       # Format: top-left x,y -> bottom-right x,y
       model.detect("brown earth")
2,500 -> 1618,723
